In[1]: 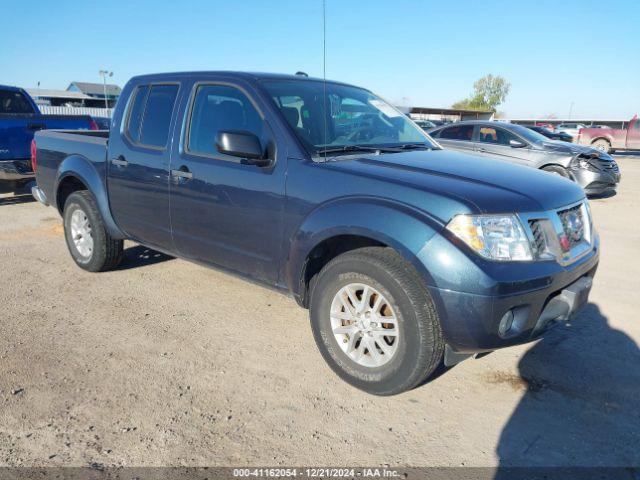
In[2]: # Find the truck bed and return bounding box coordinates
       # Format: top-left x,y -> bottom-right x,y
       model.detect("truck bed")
34,129 -> 109,209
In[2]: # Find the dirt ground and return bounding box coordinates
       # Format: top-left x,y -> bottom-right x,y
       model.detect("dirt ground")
0,157 -> 638,469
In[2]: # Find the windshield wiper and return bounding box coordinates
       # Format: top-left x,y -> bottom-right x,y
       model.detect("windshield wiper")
394,143 -> 434,150
316,144 -> 407,156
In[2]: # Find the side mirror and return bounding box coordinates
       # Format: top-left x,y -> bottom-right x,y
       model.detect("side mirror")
216,131 -> 270,166
509,139 -> 527,148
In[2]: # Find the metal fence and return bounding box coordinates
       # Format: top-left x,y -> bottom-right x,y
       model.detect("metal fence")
39,105 -> 113,118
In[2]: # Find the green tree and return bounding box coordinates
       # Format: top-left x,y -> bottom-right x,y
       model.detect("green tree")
452,74 -> 511,111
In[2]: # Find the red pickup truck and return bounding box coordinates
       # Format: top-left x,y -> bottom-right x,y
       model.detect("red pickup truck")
577,115 -> 640,153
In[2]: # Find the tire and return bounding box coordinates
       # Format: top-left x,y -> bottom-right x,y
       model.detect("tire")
63,191 -> 123,272
542,165 -> 571,179
591,139 -> 611,153
309,246 -> 444,395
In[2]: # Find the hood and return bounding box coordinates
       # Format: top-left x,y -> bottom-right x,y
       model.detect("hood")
540,140 -> 613,160
321,149 -> 585,223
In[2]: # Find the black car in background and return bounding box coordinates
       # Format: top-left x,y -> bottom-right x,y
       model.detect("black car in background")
527,125 -> 573,142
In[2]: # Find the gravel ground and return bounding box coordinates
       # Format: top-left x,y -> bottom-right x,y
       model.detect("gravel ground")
0,157 -> 638,468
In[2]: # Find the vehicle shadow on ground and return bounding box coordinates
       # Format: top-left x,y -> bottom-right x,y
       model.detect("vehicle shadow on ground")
494,304 -> 640,473
115,245 -> 174,270
588,190 -> 617,200
0,193 -> 35,206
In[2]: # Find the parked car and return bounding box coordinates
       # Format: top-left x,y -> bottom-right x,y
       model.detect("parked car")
32,72 -> 599,395
92,116 -> 111,130
577,115 -> 640,153
428,121 -> 620,195
527,125 -> 573,142
555,123 -> 587,139
413,119 -> 436,130
535,122 -> 556,131
0,85 -> 98,190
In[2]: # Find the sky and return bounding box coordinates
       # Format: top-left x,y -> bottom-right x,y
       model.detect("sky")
1,0 -> 638,119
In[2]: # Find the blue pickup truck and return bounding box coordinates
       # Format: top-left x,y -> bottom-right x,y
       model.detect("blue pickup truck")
32,72 -> 599,395
0,85 -> 97,189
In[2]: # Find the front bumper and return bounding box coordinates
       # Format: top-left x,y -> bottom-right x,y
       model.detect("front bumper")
428,244 -> 599,354
572,163 -> 620,195
0,158 -> 34,181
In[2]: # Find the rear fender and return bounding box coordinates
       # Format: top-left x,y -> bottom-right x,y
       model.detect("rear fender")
284,197 -> 443,298
56,155 -> 124,239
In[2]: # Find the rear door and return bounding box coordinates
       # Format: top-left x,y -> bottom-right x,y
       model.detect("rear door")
0,88 -> 38,161
474,125 -> 531,167
169,81 -> 286,284
107,83 -> 180,251
432,124 -> 476,154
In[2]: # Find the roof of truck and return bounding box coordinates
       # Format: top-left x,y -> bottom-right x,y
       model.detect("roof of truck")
128,71 -> 357,87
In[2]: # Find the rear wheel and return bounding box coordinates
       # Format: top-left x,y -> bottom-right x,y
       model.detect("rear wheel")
542,165 -> 571,179
63,191 -> 123,272
309,247 -> 444,395
591,139 -> 611,153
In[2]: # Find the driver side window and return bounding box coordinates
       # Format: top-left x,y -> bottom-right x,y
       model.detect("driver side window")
478,127 -> 518,146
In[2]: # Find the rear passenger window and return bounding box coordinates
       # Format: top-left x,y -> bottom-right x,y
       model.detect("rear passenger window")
439,125 -> 474,141
187,85 -> 266,158
139,85 -> 179,147
126,86 -> 149,143
125,84 -> 178,148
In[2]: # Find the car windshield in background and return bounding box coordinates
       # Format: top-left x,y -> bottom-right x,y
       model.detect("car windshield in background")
506,123 -> 550,144
263,80 -> 438,156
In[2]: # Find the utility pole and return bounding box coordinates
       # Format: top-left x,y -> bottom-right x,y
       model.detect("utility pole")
99,70 -> 113,110
568,101 -> 574,120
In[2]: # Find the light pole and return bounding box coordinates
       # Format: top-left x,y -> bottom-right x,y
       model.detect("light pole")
99,70 -> 113,110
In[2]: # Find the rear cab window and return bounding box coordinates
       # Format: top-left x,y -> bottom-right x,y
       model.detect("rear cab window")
0,89 -> 35,114
125,84 -> 179,149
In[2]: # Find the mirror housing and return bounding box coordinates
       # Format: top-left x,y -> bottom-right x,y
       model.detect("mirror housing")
216,131 -> 270,166
509,139 -> 527,148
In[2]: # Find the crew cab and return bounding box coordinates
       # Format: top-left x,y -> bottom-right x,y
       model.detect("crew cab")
577,115 -> 640,153
31,72 -> 599,395
0,85 -> 97,188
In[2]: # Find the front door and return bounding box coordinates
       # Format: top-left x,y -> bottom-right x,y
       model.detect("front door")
474,125 -> 531,167
169,82 -> 286,284
107,83 -> 180,250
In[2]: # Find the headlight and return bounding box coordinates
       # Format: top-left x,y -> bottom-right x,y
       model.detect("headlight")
446,214 -> 533,261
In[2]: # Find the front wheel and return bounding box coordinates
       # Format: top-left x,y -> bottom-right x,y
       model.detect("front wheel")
309,247 -> 444,395
591,139 -> 611,153
63,191 -> 123,272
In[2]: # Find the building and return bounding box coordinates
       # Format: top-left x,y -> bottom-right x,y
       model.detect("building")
399,106 -> 495,122
26,88 -> 109,108
67,81 -> 122,107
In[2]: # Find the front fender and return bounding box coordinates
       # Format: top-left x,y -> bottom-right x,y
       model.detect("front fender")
285,197 -> 443,298
56,155 -> 124,239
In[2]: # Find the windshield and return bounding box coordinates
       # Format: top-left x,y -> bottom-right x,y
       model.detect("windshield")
263,80 -> 438,155
507,123 -> 550,144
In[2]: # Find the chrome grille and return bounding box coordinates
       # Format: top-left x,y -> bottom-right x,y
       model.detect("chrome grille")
558,204 -> 585,249
528,219 -> 546,256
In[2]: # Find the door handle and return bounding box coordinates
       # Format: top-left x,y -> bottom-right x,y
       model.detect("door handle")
171,167 -> 193,180
111,156 -> 128,167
